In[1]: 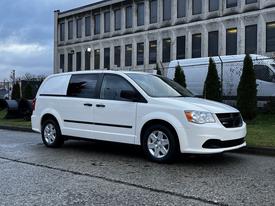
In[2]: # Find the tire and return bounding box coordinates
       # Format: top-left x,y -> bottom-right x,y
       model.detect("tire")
41,119 -> 64,148
142,124 -> 179,163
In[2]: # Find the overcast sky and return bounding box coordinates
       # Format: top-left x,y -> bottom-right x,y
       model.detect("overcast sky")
0,0 -> 100,81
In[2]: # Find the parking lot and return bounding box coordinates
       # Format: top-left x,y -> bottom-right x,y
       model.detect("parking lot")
0,129 -> 275,206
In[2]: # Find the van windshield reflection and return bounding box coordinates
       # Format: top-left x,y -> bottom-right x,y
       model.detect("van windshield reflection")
127,73 -> 193,97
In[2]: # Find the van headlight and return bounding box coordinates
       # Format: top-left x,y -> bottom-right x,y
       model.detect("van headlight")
185,111 -> 215,124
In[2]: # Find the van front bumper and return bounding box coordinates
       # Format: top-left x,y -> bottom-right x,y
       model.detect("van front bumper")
177,122 -> 247,154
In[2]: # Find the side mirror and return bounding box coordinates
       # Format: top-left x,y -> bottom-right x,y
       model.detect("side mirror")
120,90 -> 138,101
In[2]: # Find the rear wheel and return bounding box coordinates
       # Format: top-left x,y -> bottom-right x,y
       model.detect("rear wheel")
41,119 -> 64,148
142,125 -> 179,163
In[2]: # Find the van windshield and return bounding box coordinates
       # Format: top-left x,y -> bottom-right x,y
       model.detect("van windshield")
127,73 -> 193,97
254,65 -> 275,82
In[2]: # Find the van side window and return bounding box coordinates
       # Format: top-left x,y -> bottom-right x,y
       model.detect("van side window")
100,75 -> 135,101
254,65 -> 274,82
67,74 -> 99,98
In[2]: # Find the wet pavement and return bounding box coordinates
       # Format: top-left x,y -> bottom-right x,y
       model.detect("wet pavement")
0,129 -> 275,206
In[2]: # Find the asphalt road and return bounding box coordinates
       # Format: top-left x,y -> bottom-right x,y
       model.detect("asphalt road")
0,130 -> 275,206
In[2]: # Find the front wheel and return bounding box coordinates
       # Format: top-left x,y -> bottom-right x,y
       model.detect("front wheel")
142,125 -> 179,163
41,119 -> 64,148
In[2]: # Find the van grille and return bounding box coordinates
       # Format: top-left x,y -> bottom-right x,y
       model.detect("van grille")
216,113 -> 243,128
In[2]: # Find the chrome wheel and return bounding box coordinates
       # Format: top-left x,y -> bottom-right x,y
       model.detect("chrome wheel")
43,123 -> 56,145
147,130 -> 170,159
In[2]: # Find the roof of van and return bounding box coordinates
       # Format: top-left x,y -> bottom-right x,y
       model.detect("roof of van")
169,54 -> 272,67
47,70 -> 150,78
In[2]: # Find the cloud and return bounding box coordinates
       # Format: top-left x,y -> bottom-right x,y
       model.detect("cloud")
0,42 -> 47,54
0,36 -> 52,81
0,0 -> 99,81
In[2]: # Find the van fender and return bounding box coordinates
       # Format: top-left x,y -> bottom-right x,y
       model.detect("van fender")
40,108 -> 64,133
136,112 -> 187,151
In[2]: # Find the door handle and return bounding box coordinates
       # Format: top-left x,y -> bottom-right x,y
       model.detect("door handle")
84,103 -> 93,107
96,104 -> 105,108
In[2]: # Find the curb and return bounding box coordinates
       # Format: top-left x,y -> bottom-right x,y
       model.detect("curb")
235,146 -> 275,157
0,125 -> 34,133
0,126 -> 275,157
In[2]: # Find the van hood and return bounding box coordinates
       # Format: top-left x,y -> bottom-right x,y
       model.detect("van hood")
157,97 -> 239,114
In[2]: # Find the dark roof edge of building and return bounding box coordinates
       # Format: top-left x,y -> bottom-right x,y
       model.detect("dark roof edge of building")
59,0 -> 111,15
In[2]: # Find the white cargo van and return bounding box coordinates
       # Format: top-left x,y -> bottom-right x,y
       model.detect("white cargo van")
32,71 -> 246,162
167,55 -> 275,104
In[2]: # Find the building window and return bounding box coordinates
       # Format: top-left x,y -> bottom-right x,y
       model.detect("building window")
176,36 -> 185,59
209,0 -> 219,12
68,53 -> 73,72
150,0 -> 158,24
60,54 -> 64,72
177,0 -> 186,18
192,0 -> 202,15
266,22 -> 275,52
76,52 -> 81,71
246,0 -> 257,4
192,33 -> 201,58
226,0 -> 237,8
125,44 -> 132,66
77,18 -> 82,38
85,51 -> 90,70
226,28 -> 237,55
60,23 -> 65,41
104,48 -> 110,70
245,25 -> 257,54
94,49 -> 100,70
115,9 -> 121,31
68,20 -> 73,40
208,31 -> 219,56
94,14 -> 100,35
104,12 -> 110,33
114,46 -> 121,67
126,6 -> 133,28
163,0 -> 171,21
137,3 -> 145,26
137,43 -> 144,65
149,41 -> 157,64
76,18 -> 82,38
162,38 -> 171,63
85,16 -> 91,36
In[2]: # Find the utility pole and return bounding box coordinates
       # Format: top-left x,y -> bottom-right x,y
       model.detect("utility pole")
10,70 -> 16,100
11,70 -> 16,85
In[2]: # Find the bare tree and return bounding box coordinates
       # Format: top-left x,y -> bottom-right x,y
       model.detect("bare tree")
21,73 -> 47,81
